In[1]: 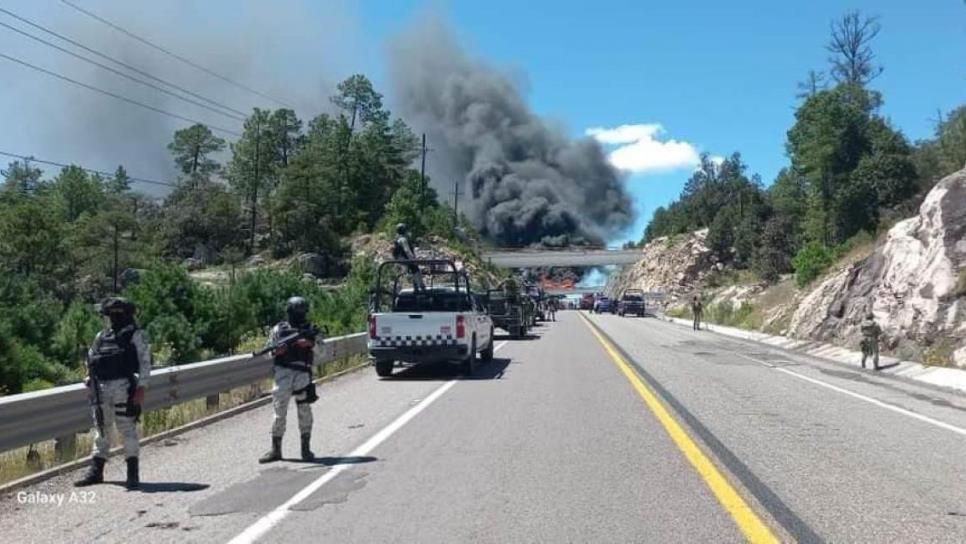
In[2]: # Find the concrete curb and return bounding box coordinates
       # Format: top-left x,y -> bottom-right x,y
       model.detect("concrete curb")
661,316 -> 966,396
0,359 -> 371,494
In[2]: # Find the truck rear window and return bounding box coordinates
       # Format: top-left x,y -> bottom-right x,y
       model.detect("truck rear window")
393,292 -> 473,312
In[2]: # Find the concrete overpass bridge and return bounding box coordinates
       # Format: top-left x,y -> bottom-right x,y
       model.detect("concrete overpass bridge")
481,248 -> 642,268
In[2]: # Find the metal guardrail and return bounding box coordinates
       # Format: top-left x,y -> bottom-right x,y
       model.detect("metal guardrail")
0,333 -> 368,453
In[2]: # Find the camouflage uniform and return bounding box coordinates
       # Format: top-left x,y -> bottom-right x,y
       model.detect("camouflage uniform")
860,314 -> 881,370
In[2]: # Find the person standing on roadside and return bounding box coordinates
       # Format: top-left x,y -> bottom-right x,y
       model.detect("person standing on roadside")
860,311 -> 882,370
691,295 -> 703,331
75,297 -> 151,490
259,297 -> 320,463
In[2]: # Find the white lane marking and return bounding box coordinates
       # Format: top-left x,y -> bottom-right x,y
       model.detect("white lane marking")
734,352 -> 966,438
228,340 -> 509,544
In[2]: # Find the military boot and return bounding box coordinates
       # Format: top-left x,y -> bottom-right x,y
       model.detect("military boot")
125,457 -> 140,490
300,434 -> 315,461
74,456 -> 105,487
259,436 -> 282,463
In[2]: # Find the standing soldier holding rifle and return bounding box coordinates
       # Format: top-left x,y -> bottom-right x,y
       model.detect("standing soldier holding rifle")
258,297 -> 321,463
75,297 -> 151,489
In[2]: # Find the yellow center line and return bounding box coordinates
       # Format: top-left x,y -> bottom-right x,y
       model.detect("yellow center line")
579,313 -> 779,544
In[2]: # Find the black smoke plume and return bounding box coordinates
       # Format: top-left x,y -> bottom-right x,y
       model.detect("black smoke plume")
388,19 -> 633,247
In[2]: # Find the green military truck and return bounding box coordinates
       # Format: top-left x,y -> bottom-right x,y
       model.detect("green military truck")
483,279 -> 528,338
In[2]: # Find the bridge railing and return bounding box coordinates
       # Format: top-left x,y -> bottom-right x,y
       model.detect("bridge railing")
0,333 -> 368,454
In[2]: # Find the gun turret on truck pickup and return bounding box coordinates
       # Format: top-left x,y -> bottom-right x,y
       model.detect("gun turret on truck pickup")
368,260 -> 494,377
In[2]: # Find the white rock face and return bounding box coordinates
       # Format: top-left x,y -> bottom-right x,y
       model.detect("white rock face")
605,229 -> 720,304
789,167 -> 966,364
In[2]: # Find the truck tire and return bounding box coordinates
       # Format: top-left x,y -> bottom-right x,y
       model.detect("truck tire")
461,338 -> 477,375
481,332 -> 494,362
375,359 -> 393,377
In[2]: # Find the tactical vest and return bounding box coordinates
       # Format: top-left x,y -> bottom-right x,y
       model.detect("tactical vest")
273,321 -> 314,370
90,326 -> 140,380
392,237 -> 410,260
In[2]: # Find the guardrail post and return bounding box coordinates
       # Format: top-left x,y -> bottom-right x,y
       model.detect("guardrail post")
54,434 -> 77,462
206,394 -> 220,411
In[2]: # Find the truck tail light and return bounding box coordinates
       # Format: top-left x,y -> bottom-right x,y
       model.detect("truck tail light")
456,315 -> 465,338
368,315 -> 377,338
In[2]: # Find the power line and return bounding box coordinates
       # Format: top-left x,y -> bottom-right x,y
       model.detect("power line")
60,0 -> 294,108
0,51 -> 242,137
0,150 -> 177,188
0,7 -> 250,119
0,19 -> 246,122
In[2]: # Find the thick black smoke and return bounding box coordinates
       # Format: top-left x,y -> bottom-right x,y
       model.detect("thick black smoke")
388,20 -> 633,247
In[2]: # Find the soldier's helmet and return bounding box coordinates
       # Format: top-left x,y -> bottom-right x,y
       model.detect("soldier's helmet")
396,223 -> 407,235
286,296 -> 309,323
99,296 -> 136,318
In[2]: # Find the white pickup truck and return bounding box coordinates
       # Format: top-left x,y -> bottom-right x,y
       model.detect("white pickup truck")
367,260 -> 494,377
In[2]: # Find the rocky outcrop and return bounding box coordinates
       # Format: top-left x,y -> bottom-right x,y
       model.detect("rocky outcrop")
788,167 -> 966,365
605,229 -> 723,304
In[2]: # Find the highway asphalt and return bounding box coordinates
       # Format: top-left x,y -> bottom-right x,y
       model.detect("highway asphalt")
3,311 -> 966,543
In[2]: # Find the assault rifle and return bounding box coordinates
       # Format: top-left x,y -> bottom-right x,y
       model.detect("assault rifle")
253,325 -> 321,358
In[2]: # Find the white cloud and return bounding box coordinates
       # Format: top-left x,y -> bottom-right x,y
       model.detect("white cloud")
585,123 -> 701,175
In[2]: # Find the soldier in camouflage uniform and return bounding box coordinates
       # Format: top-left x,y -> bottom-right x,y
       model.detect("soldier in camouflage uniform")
860,311 -> 882,370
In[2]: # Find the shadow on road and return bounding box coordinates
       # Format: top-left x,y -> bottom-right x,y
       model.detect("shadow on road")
494,333 -> 540,341
110,481 -> 210,493
287,455 -> 378,467
386,357 -> 512,381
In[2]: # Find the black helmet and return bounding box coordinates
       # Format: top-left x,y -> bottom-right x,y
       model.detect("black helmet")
99,297 -> 135,318
396,223 -> 407,235
286,296 -> 309,324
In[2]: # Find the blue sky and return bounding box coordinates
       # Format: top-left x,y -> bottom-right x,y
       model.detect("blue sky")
1,1 -> 964,245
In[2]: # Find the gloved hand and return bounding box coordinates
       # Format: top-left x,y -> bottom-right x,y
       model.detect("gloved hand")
295,338 -> 314,349
273,345 -> 288,357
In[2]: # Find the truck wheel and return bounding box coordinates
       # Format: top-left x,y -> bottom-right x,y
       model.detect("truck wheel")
481,332 -> 494,362
375,359 -> 394,377
461,338 -> 477,375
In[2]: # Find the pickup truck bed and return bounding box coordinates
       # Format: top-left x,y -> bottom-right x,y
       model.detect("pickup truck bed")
368,289 -> 493,377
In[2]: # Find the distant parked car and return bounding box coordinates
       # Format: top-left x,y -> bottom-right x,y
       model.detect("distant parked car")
593,297 -> 612,314
618,290 -> 646,317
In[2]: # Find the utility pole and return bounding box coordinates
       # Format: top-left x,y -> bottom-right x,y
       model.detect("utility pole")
248,116 -> 261,256
451,179 -> 462,225
419,134 -> 432,209
112,223 -> 119,294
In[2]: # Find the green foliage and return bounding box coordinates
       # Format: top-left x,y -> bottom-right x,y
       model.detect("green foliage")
331,74 -> 386,130
51,302 -> 101,369
792,242 -> 835,287
53,165 -> 103,222
160,179 -> 244,259
2,159 -> 43,197
642,153 -> 768,252
168,124 -> 225,177
124,263 -> 218,363
0,194 -> 67,280
753,216 -> 798,282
